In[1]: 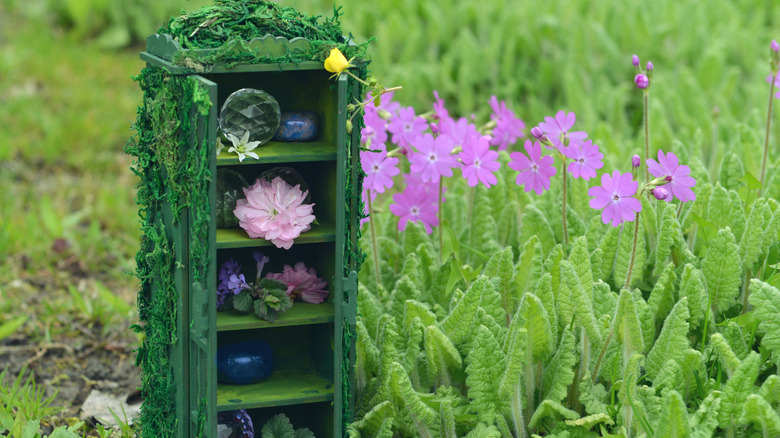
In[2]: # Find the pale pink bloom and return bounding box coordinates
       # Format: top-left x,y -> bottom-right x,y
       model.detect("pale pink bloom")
409,133 -> 458,183
361,149 -> 399,193
646,150 -> 697,202
459,135 -> 500,188
537,110 -> 588,153
365,90 -> 400,119
266,262 -> 329,304
508,140 -> 557,195
387,106 -> 428,152
488,96 -> 525,150
565,139 -> 604,180
403,172 -> 443,202
389,185 -> 439,234
432,90 -> 451,124
361,110 -> 388,150
588,170 -> 642,227
233,177 -> 316,250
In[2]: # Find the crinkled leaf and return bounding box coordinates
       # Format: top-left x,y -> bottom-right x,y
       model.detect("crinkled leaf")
578,374 -> 609,417
388,275 -> 421,322
614,290 -> 645,362
630,288 -> 656,354
592,280 -> 617,319
294,429 -> 315,438
706,183 -> 731,231
647,262 -> 677,331
617,353 -> 647,434
654,390 -> 691,438
440,400 -> 457,438
702,227 -> 742,315
748,280 -> 780,364
497,199 -> 520,249
564,413 -> 614,430
739,198 -> 769,271
466,325 -> 507,423
388,361 -> 437,425
400,317 -> 424,373
483,246 -> 515,319
513,235 -> 544,302
568,236 -> 594,298
690,390 -> 722,437
722,321 -> 750,360
727,190 -> 746,243
740,393 -> 780,436
718,351 -> 760,428
655,359 -> 684,393
528,400 -> 579,430
440,277 -> 502,347
349,400 -> 394,437
563,260 -> 601,345
534,273 -> 558,341
556,260 -> 580,331
542,328 -> 577,403
356,320 -> 379,392
615,215 -> 645,289
403,300 -> 437,332
759,374 -> 780,405
543,244 -> 564,300
424,325 -> 462,387
720,152 -> 745,190
655,202 -> 678,275
596,225 -> 621,280
233,290 -> 253,313
358,284 -> 387,339
262,414 -> 295,438
679,264 -> 706,330
519,204 -> 556,257
711,332 -> 742,378
646,297 -> 690,379
678,349 -> 707,402
464,423 -> 501,438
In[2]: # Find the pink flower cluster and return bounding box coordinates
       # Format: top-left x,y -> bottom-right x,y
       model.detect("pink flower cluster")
265,262 -> 329,304
361,91 -> 523,233
233,177 -> 315,249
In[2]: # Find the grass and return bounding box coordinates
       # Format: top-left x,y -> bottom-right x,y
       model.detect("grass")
1,0 -> 780,434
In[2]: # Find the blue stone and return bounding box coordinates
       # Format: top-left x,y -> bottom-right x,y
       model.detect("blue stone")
217,340 -> 274,385
273,111 -> 318,142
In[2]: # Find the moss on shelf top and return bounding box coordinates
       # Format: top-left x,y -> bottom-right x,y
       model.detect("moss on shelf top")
156,0 -> 369,67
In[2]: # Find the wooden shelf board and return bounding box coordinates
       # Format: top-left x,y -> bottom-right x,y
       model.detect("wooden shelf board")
216,140 -> 336,165
216,221 -> 335,249
217,303 -> 334,331
217,369 -> 334,411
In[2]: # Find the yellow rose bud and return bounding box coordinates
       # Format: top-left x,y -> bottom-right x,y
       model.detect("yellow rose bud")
324,48 -> 351,74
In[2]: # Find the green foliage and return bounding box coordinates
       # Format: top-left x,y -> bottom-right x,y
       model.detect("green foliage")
702,228 -> 742,316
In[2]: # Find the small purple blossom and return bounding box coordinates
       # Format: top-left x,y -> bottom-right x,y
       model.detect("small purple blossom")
508,140 -> 557,195
389,185 -> 439,234
459,135 -> 501,188
646,61 -> 654,72
387,106 -> 428,152
646,150 -> 697,202
530,126 -> 547,141
361,149 -> 400,193
564,139 -> 604,180
361,110 -> 388,149
440,117 -> 481,151
253,251 -> 269,279
632,54 -> 640,67
537,111 -> 588,152
772,39 -> 779,53
588,170 -> 642,227
432,90 -> 451,123
227,273 -> 250,294
409,133 -> 458,183
652,187 -> 669,200
217,258 -> 242,307
488,96 -> 525,151
635,74 -> 649,89
632,154 -> 641,168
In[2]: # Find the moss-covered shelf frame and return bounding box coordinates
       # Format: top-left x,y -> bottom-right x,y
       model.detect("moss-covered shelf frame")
130,31 -> 364,438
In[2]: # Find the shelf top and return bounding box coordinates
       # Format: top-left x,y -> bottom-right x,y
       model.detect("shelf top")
217,369 -> 333,411
217,303 -> 334,331
216,221 -> 335,249
217,140 -> 336,165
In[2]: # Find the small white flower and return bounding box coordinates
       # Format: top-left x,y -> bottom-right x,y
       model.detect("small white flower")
216,137 -> 225,156
226,131 -> 261,162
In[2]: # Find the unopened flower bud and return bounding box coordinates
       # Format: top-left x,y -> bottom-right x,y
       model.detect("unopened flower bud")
430,123 -> 440,134
652,187 -> 668,200
632,154 -> 641,168
378,109 -> 392,120
346,120 -> 353,134
634,73 -> 649,89
646,61 -> 654,72
772,39 -> 780,54
632,54 -> 640,67
531,126 -> 545,139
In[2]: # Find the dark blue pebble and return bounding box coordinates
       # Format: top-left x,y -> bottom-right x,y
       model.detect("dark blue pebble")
217,340 -> 274,385
273,111 -> 318,142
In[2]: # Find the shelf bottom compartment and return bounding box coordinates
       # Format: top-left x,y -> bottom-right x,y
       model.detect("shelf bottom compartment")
220,402 -> 334,438
217,368 -> 334,411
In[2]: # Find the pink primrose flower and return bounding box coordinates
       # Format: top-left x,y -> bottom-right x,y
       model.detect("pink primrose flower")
646,150 -> 697,202
588,170 -> 642,227
361,149 -> 400,194
233,177 -> 316,249
459,135 -> 500,188
389,185 -> 439,234
361,110 -> 388,149
265,262 -> 329,304
488,96 -> 525,150
409,133 -> 459,183
537,110 -> 588,153
508,140 -> 557,195
565,139 -> 604,181
387,106 -> 428,152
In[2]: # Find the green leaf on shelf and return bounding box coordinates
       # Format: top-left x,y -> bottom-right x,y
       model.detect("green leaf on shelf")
262,413 -> 295,438
233,291 -> 253,313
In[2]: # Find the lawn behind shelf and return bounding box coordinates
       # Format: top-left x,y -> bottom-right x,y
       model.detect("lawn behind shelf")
1,0 -> 780,435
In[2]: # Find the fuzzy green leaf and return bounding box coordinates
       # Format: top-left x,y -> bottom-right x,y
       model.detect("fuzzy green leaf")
596,225 -> 621,280
727,190 -> 746,243
592,280 -> 617,319
706,183 -> 730,231
740,394 -> 780,436
464,423 -> 501,438
294,429 -> 315,438
615,215 -> 646,289
759,374 -> 780,405
233,290 -> 252,313
528,400 -> 579,430
631,288 -> 656,354
400,317 -> 424,373
722,321 -> 749,360
711,332 -> 742,377
678,349 -> 707,402
499,324 -> 526,401
513,236 -> 544,300
356,320 -> 379,393
617,353 -> 647,435
718,351 -> 760,428
564,413 -> 614,430
388,361 -> 438,425
358,284 -> 387,339
424,325 -> 462,387
655,359 -> 685,394
748,280 -> 780,364
739,199 -> 769,272
440,277 -> 490,346
678,264 -> 706,330
388,275 -> 422,323
403,300 -> 437,332
439,400 -> 457,438
466,325 -> 507,423
568,236 -> 594,297
701,227 -> 742,315
543,244 -> 564,299
690,390 -> 722,438
655,202 -> 678,274
542,328 -> 577,403
655,390 -> 691,438
646,297 -> 690,380
578,374 -> 609,417
519,205 -> 556,257
534,273 -> 558,341
262,414 -> 295,438
564,260 -> 602,345
519,293 -> 554,362
483,246 -> 516,318
720,152 -> 745,190
614,290 -> 645,362
556,260 -> 581,331
647,262 -> 678,331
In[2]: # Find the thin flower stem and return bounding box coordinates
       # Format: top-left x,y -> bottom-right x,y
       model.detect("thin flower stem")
624,216 -> 641,290
644,90 -> 650,184
367,193 -> 381,289
562,160 -> 569,248
438,176 -> 444,262
676,201 -> 684,220
591,324 -> 614,383
760,74 -> 777,194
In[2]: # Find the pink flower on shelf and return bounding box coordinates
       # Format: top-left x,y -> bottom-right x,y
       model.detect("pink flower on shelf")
508,140 -> 557,195
409,133 -> 458,183
387,106 -> 428,152
488,96 -> 525,151
233,177 -> 316,250
459,135 -> 500,188
646,150 -> 697,202
389,185 -> 439,234
361,110 -> 388,149
565,139 -> 604,180
537,110 -> 588,153
588,170 -> 642,227
266,262 -> 329,304
361,149 -> 400,193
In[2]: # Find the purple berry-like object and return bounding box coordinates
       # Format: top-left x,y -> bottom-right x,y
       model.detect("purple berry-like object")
634,74 -> 649,89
